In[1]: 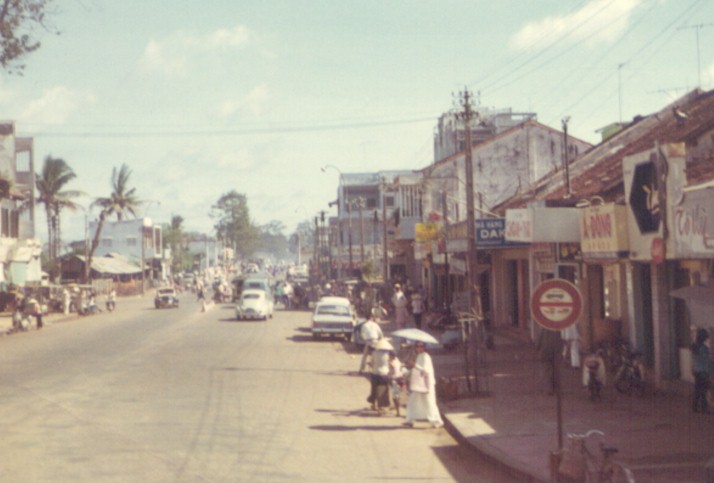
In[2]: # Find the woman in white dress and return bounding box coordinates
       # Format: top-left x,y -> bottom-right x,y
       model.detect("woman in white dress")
404,342 -> 443,428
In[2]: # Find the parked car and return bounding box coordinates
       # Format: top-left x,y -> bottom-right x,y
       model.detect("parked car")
236,289 -> 274,321
311,296 -> 356,341
154,287 -> 179,309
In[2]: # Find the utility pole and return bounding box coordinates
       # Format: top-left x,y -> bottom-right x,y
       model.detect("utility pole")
382,177 -> 389,282
562,116 -> 571,198
357,197 -> 365,268
678,23 -> 714,88
457,88 -> 480,393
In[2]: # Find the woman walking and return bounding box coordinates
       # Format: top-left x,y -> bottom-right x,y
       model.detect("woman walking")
404,342 -> 443,428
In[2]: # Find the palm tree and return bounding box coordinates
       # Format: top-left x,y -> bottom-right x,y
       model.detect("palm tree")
35,156 -> 83,274
85,164 -> 140,282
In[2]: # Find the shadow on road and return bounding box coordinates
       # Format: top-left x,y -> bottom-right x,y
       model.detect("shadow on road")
309,424 -> 402,432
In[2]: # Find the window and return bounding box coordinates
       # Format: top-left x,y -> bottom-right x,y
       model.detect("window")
126,236 -> 137,247
101,238 -> 113,248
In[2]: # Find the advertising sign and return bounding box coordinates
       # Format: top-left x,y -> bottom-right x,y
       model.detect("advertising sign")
579,203 -> 629,258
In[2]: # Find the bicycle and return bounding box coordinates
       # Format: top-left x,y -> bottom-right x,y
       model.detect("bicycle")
613,351 -> 646,396
556,429 -> 635,482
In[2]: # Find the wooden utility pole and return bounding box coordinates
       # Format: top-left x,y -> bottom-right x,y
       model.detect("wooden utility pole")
382,178 -> 389,282
458,88 -> 481,393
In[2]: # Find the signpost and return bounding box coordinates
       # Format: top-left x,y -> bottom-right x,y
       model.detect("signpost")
531,278 -> 583,451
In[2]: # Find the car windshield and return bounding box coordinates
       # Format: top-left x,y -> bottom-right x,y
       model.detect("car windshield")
246,282 -> 264,289
158,289 -> 174,295
243,294 -> 261,300
316,305 -> 350,316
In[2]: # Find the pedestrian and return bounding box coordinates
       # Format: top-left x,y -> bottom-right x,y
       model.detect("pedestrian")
404,341 -> 443,428
388,350 -> 406,416
62,287 -> 71,315
536,328 -> 563,395
561,323 -> 581,368
367,339 -> 393,415
25,295 -> 42,329
359,316 -> 384,373
392,284 -> 409,329
411,289 -> 424,330
691,328 -> 712,414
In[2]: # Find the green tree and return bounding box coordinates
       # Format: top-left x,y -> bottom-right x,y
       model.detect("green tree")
86,164 -> 140,282
35,155 -> 82,274
163,214 -> 193,273
0,0 -> 58,75
209,190 -> 259,258
259,220 -> 288,259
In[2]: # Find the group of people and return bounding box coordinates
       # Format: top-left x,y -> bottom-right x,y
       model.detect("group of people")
359,317 -> 443,428
391,283 -> 425,329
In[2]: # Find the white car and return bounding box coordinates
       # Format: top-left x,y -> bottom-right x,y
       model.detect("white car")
311,296 -> 356,341
236,289 -> 274,321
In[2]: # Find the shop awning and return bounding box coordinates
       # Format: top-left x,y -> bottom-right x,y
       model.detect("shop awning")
670,284 -> 714,305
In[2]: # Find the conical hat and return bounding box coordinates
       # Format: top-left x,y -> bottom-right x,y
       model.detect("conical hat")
373,339 -> 394,351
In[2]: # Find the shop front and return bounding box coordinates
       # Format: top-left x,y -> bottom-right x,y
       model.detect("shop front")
504,206 -> 581,338
578,201 -> 630,352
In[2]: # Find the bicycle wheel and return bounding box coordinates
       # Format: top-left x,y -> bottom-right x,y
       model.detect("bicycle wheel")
605,462 -> 635,482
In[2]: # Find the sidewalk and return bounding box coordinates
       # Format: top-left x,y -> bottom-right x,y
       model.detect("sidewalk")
430,327 -> 714,482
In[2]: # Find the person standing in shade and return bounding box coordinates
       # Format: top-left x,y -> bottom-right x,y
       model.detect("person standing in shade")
392,284 -> 409,329
367,339 -> 393,415
410,289 -> 425,330
691,328 -> 712,414
404,342 -> 443,428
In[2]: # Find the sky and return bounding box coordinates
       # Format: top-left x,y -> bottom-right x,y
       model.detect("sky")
1,0 -> 713,247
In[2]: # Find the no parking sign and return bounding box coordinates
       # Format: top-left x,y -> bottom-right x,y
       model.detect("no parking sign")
530,279 -> 582,331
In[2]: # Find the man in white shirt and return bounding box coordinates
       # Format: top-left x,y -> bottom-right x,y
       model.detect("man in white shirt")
359,317 -> 383,373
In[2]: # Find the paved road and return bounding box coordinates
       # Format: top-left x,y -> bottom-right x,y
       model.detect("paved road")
0,293 -> 511,482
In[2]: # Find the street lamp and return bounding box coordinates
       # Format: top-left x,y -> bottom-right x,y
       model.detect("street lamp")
140,200 -> 161,295
321,165 -> 353,276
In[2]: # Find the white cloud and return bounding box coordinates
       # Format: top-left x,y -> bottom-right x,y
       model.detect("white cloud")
217,84 -> 270,118
510,0 -> 643,50
19,86 -> 96,124
141,25 -> 253,74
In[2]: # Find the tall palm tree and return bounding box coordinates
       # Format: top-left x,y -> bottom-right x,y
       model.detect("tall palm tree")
85,163 -> 140,282
35,156 -> 83,270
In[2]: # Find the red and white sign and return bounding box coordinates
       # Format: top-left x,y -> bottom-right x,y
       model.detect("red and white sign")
530,279 -> 583,331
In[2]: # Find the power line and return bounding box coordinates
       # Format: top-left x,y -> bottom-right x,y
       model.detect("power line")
22,115 -> 437,139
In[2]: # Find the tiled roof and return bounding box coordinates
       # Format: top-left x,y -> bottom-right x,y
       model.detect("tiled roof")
496,88 -> 714,211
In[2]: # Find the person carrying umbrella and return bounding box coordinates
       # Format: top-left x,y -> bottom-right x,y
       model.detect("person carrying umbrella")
404,341 -> 443,428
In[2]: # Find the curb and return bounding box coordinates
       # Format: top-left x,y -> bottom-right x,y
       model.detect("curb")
441,410 -> 547,483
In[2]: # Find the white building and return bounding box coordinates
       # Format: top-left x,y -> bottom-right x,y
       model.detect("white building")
88,218 -> 169,281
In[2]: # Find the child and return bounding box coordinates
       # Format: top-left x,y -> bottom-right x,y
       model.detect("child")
388,351 -> 406,416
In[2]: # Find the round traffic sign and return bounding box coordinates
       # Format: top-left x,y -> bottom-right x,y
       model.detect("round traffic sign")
530,279 -> 582,331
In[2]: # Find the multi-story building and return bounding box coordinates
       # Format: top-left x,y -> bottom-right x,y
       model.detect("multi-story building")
89,218 -> 168,281
0,121 -> 41,287
420,116 -> 591,309
326,170 -> 417,282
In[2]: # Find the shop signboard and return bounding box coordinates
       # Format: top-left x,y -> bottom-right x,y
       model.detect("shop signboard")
623,143 -> 686,261
671,183 -> 714,257
476,218 -> 527,248
505,207 -> 580,243
415,222 -> 442,242
579,203 -> 629,258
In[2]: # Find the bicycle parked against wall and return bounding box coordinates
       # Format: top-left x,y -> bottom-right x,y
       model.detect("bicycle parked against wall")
613,350 -> 646,396
555,429 -> 635,482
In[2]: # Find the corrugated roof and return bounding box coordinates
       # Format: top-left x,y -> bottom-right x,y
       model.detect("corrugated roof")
497,88 -> 714,211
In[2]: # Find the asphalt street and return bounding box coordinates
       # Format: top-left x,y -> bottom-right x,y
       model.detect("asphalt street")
0,293 -> 511,482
